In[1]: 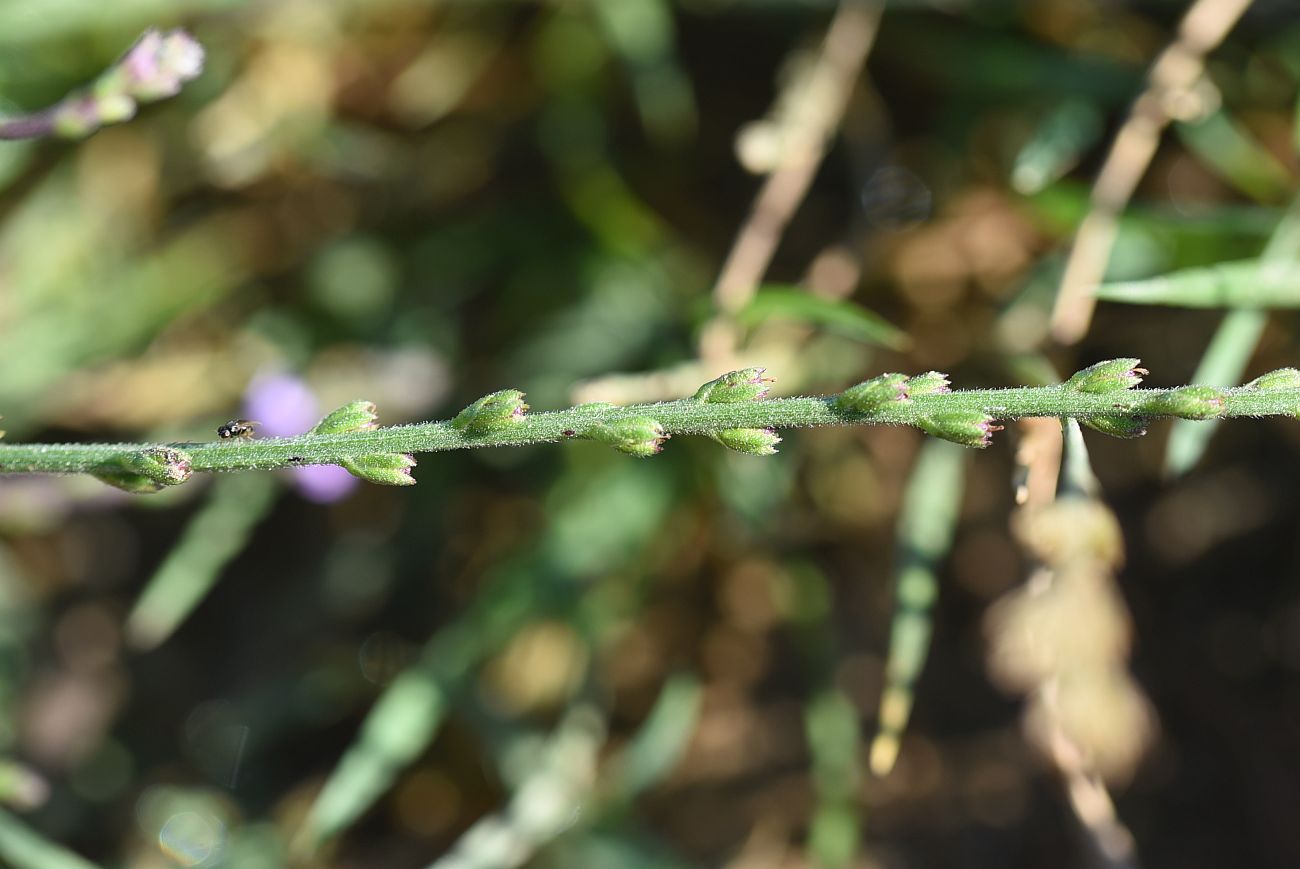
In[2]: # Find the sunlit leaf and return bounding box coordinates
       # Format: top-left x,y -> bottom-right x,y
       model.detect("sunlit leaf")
740,286 -> 909,349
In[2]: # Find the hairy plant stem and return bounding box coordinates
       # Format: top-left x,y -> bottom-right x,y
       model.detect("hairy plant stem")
0,385 -> 1297,478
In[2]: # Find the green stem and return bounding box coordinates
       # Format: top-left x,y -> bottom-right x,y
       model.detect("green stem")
0,385 -> 1296,478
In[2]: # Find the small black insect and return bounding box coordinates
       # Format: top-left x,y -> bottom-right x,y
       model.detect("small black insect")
217,419 -> 260,439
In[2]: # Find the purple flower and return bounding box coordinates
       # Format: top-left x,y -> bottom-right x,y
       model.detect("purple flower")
243,372 -> 359,502
293,464 -> 362,503
244,373 -> 320,437
120,29 -> 205,101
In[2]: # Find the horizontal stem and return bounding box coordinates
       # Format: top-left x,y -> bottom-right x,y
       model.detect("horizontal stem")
0,385 -> 1296,478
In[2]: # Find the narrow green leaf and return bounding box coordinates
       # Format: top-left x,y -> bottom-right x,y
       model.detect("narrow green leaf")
1164,309 -> 1267,477
869,439 -> 966,776
806,690 -> 862,868
1011,99 -> 1103,194
739,286 -> 909,349
1095,259 -> 1300,308
0,808 -> 100,869
604,674 -> 701,800
126,474 -> 280,650
1176,109 -> 1291,204
1164,192 -> 1300,477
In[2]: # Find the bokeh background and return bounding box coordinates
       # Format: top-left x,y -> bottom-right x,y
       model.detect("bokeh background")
2,1 -> 1300,867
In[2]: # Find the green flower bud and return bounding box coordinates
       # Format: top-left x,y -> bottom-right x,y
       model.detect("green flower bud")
452,389 -> 528,436
589,417 -> 668,458
710,427 -> 782,456
310,400 -> 379,435
835,373 -> 910,413
1082,415 -> 1148,439
1064,358 -> 1146,393
1143,386 -> 1226,420
906,371 -> 951,396
1244,368 -> 1300,391
916,411 -> 1000,448
93,447 -> 193,493
693,368 -> 773,403
340,453 -> 416,486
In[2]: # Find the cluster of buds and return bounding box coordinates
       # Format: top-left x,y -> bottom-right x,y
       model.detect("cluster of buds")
452,389 -> 528,436
1062,359 -> 1148,438
312,400 -> 415,487
837,370 -> 998,448
47,30 -> 205,140
695,368 -> 782,457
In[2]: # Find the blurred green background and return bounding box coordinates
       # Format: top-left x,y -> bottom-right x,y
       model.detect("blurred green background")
2,1 -> 1300,867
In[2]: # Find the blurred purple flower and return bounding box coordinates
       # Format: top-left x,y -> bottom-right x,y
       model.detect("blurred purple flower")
120,29 -> 205,101
243,372 -> 358,503
293,464 -> 360,504
245,372 -> 318,437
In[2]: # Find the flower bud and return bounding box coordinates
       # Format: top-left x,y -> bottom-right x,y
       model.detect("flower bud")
589,417 -> 668,457
1082,415 -> 1148,439
1244,368 -> 1300,391
340,453 -> 416,486
693,368 -> 773,403
115,29 -> 206,102
916,411 -> 1000,448
835,373 -> 909,413
905,371 -> 951,396
1143,386 -> 1226,420
710,427 -> 782,456
452,390 -> 528,436
310,400 -> 379,435
1065,358 -> 1146,393
93,447 -> 193,493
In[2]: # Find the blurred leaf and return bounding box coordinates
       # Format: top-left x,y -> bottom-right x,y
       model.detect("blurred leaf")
125,473 -> 280,650
603,674 -> 701,801
1164,193 -> 1300,477
1095,259 -> 1300,308
739,286 -> 909,350
297,461 -> 678,853
0,1 -> 237,45
429,705 -> 605,869
587,0 -> 696,145
1176,109 -> 1292,204
1011,99 -> 1103,194
806,690 -> 861,869
1028,184 -> 1281,265
1164,309 -> 1267,478
869,439 -> 966,777
0,808 -> 99,869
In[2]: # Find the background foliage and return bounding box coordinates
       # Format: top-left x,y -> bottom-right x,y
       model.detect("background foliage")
2,1 -> 1300,867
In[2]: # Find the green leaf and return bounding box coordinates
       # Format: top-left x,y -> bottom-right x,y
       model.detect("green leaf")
1165,309 -> 1266,477
870,440 -> 966,776
1010,99 -> 1102,195
738,286 -> 909,349
1175,109 -> 1291,204
126,474 -> 280,650
0,808 -> 100,869
1095,259 -> 1300,308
